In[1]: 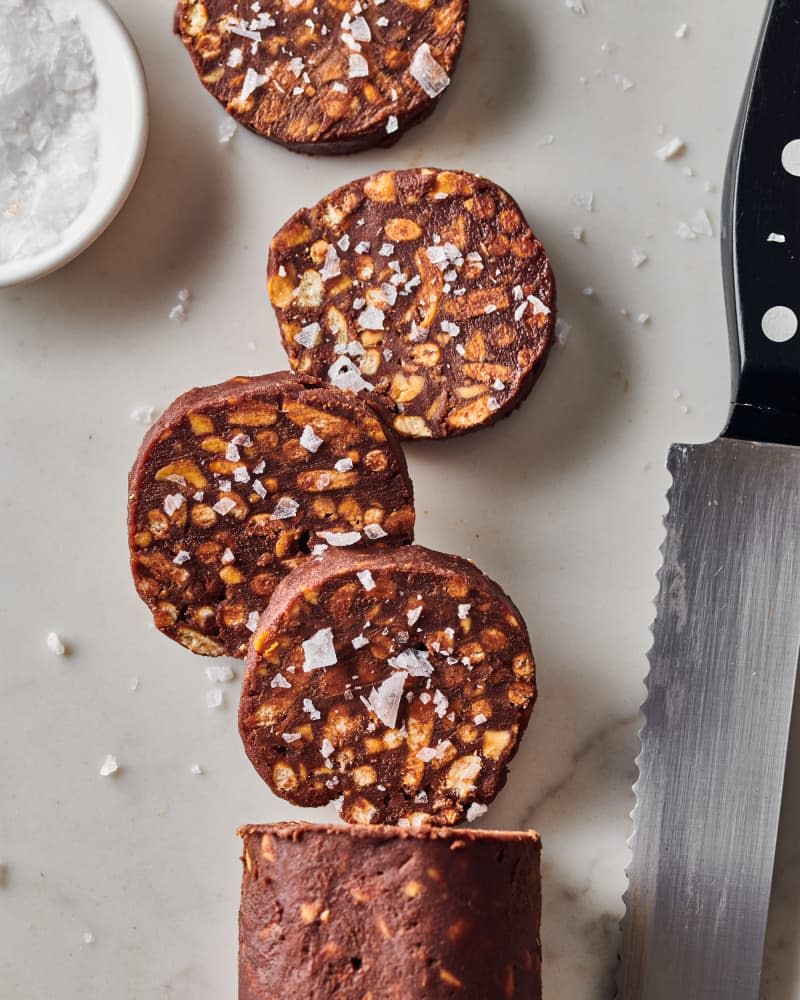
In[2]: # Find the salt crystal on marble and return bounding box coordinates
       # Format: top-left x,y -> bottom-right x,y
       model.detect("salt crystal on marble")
46,631 -> 65,655
129,405 -> 158,425
0,0 -> 98,264
218,118 -> 238,143
99,754 -> 119,777
555,318 -> 572,346
656,137 -> 685,161
82,931 -> 95,945
565,0 -> 586,13
571,191 -> 595,212
205,664 -> 234,684
632,249 -> 648,268
206,688 -> 223,709
675,23 -> 689,39
190,763 -> 204,775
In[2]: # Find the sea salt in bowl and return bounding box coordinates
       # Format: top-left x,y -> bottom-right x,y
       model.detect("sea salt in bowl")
0,0 -> 148,288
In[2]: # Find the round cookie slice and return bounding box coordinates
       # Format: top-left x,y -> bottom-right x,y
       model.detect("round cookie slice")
238,545 -> 536,826
269,168 -> 556,439
128,372 -> 415,659
174,0 -> 469,154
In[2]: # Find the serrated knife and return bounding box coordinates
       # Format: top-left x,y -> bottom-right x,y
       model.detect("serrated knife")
617,1 -> 800,997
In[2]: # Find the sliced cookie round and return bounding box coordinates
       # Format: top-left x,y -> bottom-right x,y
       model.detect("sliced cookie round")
238,544 -> 536,825
239,822 -> 542,1000
174,1 -> 468,154
128,372 -> 415,659
269,168 -> 556,439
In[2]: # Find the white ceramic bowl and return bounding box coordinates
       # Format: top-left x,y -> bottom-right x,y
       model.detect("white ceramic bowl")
0,0 -> 148,288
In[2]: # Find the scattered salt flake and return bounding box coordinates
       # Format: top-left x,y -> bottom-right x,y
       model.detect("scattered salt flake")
565,0 -> 586,12
163,493 -> 184,516
415,791 -> 429,804
632,249 -> 648,268
407,606 -> 423,626
364,523 -> 388,540
303,628 -> 337,670
271,672 -> 292,689
283,732 -> 301,743
613,74 -> 635,91
582,287 -> 595,297
296,322 -> 321,348
473,713 -> 487,725
206,688 -> 223,709
528,295 -> 551,315
82,931 -> 95,945
300,424 -> 324,453
320,244 -> 341,281
656,137 -> 685,161
364,671 -> 407,728
676,221 -> 696,240
691,208 -> 713,237
675,23 -> 689,39
46,631 -> 65,655
388,648 -> 433,678
329,356 -> 373,393
218,118 -> 238,143
441,320 -> 461,337
221,548 -> 235,564
227,47 -> 243,67
303,697 -> 321,721
225,442 -> 241,461
99,754 -> 119,777
457,603 -> 471,620
241,67 -> 268,101
357,570 -> 376,591
378,243 -> 394,257
128,676 -> 140,693
571,191 -> 595,212
409,42 -> 450,98
335,457 -> 353,472
272,497 -> 300,520
312,544 -> 329,556
190,763 -> 204,776
386,115 -> 399,134
205,663 -> 234,684
349,53 -> 369,78
129,405 -> 158,425
246,611 -> 260,633
234,466 -> 250,484
572,226 -> 585,241
555,318 -> 572,346
637,313 -> 651,325
537,133 -> 555,146
432,689 -> 449,718
487,397 -> 500,413
768,233 -> 787,243
320,738 -> 335,759
317,530 -> 361,547
466,802 -> 488,822
355,240 -> 370,254
352,634 -> 370,650
213,496 -> 237,516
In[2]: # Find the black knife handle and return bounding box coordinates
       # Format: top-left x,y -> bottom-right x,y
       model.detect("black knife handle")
723,0 -> 800,445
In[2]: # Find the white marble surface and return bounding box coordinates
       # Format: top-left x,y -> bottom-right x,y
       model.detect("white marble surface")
1,0 -> 798,997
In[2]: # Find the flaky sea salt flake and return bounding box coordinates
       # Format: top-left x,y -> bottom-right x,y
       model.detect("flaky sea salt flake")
46,631 -> 65,655
303,628 -> 338,670
409,43 -> 450,98
300,425 -> 324,453
99,754 -> 119,777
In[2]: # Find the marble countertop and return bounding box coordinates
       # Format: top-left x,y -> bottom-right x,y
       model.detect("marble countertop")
1,0 -> 798,997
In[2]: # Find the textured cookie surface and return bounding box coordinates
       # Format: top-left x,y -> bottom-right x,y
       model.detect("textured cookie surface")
239,822 -> 542,1000
239,545 -> 536,824
128,373 -> 414,658
270,168 -> 556,438
174,0 -> 468,153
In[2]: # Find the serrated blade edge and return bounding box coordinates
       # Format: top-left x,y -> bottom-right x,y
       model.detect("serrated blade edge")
617,438 -> 800,1000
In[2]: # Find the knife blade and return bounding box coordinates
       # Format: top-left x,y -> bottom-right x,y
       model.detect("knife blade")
617,1 -> 800,996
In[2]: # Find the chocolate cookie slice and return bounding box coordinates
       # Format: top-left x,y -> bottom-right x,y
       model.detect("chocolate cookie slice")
239,822 -> 542,1000
239,545 -> 536,825
174,1 -> 468,154
269,168 -> 556,438
128,373 -> 415,659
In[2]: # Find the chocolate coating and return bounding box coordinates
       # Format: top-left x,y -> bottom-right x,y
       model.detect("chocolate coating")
128,372 -> 414,658
174,0 -> 468,154
239,822 -> 542,1000
239,545 -> 537,825
269,168 -> 556,438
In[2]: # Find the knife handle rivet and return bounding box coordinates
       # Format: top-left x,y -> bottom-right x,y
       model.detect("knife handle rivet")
761,305 -> 798,342
781,138 -> 800,176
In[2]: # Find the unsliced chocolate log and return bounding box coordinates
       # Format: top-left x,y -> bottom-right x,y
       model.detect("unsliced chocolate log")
269,167 -> 556,439
239,822 -> 542,1000
128,372 -> 415,658
174,1 -> 468,154
239,545 -> 536,825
